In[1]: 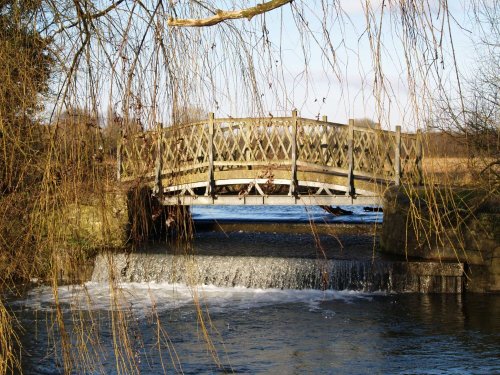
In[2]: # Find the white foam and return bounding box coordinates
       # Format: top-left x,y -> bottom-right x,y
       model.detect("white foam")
14,282 -> 378,314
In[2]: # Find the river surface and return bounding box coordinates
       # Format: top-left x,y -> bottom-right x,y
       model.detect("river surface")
6,206 -> 500,374
191,205 -> 382,224
10,287 -> 500,374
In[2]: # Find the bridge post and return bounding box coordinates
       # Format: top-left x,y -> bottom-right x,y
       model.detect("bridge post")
116,129 -> 123,181
154,122 -> 163,196
205,112 -> 215,197
416,129 -> 423,185
321,115 -> 328,165
289,110 -> 298,196
347,119 -> 355,197
395,125 -> 401,186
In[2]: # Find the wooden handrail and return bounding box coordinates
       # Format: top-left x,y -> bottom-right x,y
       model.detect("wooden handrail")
124,116 -> 417,138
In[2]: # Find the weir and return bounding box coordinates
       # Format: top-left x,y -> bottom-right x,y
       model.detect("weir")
92,251 -> 464,294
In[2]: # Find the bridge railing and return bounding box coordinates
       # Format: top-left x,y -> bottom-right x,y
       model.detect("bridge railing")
118,113 -> 422,193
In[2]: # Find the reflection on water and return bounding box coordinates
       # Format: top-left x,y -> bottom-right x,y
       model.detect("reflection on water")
192,205 -> 383,223
10,285 -> 500,374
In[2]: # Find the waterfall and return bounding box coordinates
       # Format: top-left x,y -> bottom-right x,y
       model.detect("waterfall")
92,252 -> 464,293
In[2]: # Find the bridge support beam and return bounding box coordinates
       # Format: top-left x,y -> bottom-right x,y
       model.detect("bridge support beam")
347,119 -> 355,197
205,112 -> 215,196
161,195 -> 381,206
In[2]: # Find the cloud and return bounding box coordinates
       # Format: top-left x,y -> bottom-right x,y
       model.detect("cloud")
337,0 -> 385,16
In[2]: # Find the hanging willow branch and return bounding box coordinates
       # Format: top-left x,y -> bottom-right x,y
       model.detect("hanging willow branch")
167,0 -> 293,27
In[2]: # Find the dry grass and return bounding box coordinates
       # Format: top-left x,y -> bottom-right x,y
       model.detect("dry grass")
0,300 -> 20,375
422,157 -> 498,186
423,157 -> 476,185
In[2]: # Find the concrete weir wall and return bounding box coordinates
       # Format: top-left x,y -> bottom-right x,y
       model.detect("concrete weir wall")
61,190 -> 129,248
381,186 -> 500,293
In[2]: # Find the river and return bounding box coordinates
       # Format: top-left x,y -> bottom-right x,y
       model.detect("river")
6,206 -> 500,374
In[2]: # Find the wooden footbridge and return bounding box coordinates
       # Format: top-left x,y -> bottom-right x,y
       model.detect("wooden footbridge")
117,111 -> 422,206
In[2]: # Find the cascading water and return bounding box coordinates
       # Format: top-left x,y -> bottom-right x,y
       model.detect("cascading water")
11,208 -> 495,375
92,252 -> 464,293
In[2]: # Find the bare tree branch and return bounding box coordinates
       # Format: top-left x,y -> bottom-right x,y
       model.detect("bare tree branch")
167,0 -> 293,27
64,0 -> 127,29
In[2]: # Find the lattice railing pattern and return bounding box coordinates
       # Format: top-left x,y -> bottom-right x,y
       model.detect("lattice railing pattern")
213,118 -> 293,170
298,119 -> 350,170
161,121 -> 210,172
352,129 -> 396,179
119,115 -> 422,188
401,134 -> 421,183
120,131 -> 158,179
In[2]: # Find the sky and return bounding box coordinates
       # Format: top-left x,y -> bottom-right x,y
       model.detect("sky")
226,0 -> 480,130
46,1 -> 484,132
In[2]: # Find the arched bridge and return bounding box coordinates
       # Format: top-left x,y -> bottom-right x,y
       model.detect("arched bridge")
117,112 -> 422,206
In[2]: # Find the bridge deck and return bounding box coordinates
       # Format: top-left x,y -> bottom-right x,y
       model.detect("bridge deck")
118,113 -> 422,205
